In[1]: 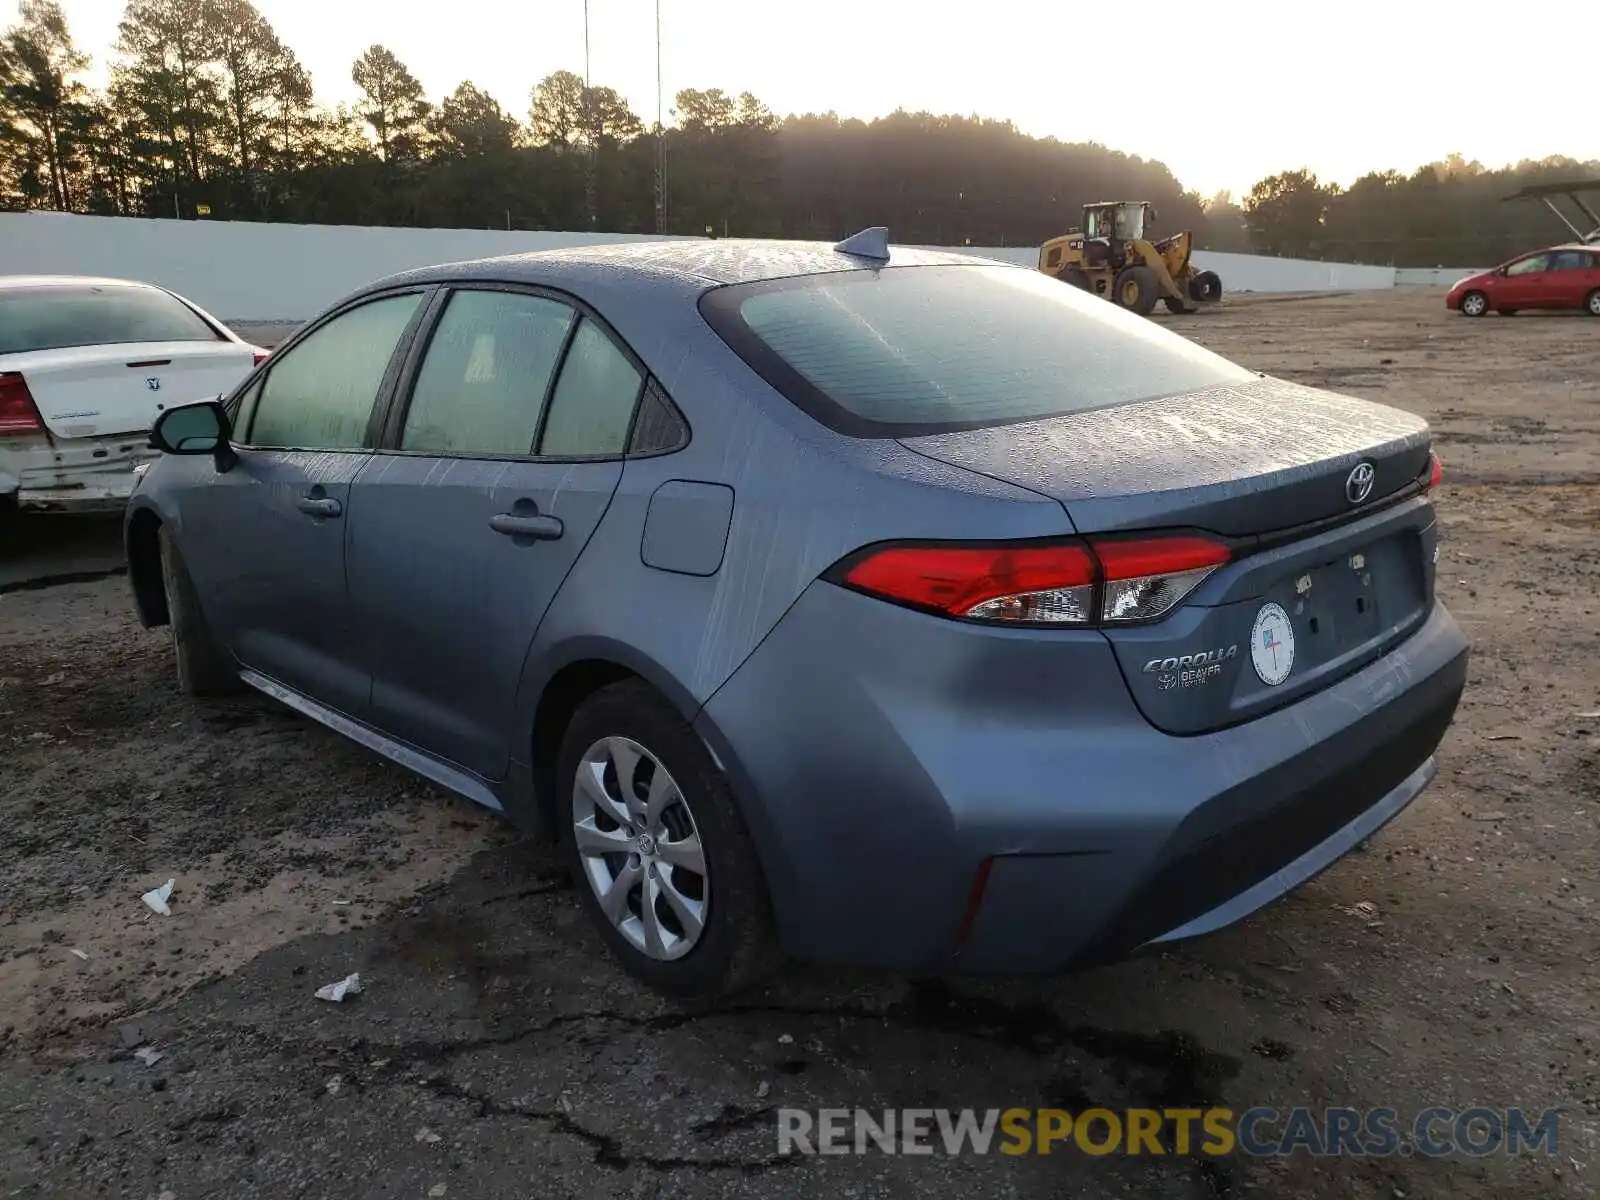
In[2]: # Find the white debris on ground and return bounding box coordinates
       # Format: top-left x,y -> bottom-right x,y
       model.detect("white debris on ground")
314,972 -> 362,1002
140,879 -> 176,916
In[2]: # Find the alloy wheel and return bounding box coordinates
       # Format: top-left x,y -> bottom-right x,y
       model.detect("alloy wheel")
571,736 -> 708,961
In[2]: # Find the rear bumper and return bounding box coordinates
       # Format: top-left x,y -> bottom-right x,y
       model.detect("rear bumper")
1,432 -> 156,513
697,583 -> 1468,975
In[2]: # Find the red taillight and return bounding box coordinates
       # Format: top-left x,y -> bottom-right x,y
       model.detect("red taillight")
835,533 -> 1230,627
252,350 -> 270,366
1425,450 -> 1444,491
0,372 -> 45,437
1091,534 -> 1233,623
843,542 -> 1097,623
1092,536 -> 1230,581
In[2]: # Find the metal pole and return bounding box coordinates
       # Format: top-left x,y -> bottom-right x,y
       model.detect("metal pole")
583,0 -> 597,229
655,0 -> 666,233
1539,197 -> 1582,241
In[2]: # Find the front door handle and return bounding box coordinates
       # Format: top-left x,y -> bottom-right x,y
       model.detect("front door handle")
489,511 -> 563,540
297,496 -> 342,518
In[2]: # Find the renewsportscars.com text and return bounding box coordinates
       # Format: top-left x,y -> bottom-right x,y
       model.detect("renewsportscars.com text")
777,1106 -> 1560,1158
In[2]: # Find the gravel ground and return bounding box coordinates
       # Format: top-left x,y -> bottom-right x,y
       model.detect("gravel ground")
0,289 -> 1595,1199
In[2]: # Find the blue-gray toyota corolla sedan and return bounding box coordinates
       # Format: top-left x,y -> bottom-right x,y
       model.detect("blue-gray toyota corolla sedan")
124,234 -> 1469,997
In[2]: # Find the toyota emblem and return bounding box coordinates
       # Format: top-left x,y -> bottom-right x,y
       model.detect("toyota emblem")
146,377 -> 162,392
1345,462 -> 1376,505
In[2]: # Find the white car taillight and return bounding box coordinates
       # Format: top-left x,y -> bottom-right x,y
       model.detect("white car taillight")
0,372 -> 45,437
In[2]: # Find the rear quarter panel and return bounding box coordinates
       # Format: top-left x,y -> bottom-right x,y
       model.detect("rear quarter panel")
512,268 -> 1077,728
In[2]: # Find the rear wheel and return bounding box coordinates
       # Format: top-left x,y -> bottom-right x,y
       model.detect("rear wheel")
1586,289 -> 1600,317
557,679 -> 780,998
1113,265 -> 1160,316
1459,291 -> 1489,317
0,493 -> 20,559
158,526 -> 240,696
1187,270 -> 1223,302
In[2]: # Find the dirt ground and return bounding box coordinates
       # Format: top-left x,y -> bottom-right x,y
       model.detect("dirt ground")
0,289 -> 1595,1199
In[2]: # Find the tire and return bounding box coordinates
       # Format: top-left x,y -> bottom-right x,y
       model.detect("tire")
1458,291 -> 1489,317
557,679 -> 780,998
1586,289 -> 1600,317
1187,269 -> 1223,302
0,493 -> 20,559
1112,265 -> 1160,316
157,526 -> 240,696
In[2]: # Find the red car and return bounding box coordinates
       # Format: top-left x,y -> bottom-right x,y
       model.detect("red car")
1447,243 -> 1600,316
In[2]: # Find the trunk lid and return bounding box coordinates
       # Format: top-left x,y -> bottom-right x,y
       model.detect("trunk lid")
1,342 -> 257,439
898,376 -> 1432,537
901,376 -> 1439,734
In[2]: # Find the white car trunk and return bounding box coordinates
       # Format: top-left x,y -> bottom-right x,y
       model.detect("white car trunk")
1,341 -> 257,439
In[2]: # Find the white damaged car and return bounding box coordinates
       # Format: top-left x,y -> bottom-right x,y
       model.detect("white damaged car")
1,275 -> 266,518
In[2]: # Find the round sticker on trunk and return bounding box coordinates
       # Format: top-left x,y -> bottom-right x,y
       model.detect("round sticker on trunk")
1251,603 -> 1295,686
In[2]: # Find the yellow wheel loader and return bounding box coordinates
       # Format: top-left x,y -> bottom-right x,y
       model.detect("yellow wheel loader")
1037,201 -> 1222,316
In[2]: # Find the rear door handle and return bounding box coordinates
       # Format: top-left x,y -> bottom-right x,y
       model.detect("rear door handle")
489,512 -> 563,540
297,496 -> 342,518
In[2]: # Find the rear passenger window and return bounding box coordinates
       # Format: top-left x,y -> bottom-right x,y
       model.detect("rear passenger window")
537,319 -> 643,457
401,290 -> 575,455
248,293 -> 422,450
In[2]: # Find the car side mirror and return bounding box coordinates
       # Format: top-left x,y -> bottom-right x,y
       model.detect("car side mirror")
150,399 -> 238,472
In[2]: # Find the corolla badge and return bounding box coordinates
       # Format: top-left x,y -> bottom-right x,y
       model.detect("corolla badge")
1345,461 -> 1375,505
1142,645 -> 1238,675
1144,643 -> 1238,691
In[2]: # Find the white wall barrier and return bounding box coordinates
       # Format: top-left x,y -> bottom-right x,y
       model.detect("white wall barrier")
4,211 -> 1418,322
914,245 -> 1398,292
1395,266 -> 1482,287
1189,249 -> 1396,293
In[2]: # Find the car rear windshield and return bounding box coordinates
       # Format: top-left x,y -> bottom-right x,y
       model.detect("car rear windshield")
0,284 -> 221,355
698,264 -> 1256,436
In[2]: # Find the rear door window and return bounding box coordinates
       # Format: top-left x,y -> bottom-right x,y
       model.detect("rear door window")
1551,251 -> 1594,271
537,318 -> 644,457
400,290 -> 575,456
246,293 -> 423,450
699,264 -> 1255,437
0,284 -> 221,355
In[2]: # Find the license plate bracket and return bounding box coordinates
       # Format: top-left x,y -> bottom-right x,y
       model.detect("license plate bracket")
1276,547 -> 1382,669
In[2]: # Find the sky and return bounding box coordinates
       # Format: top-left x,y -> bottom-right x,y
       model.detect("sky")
49,0 -> 1595,198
